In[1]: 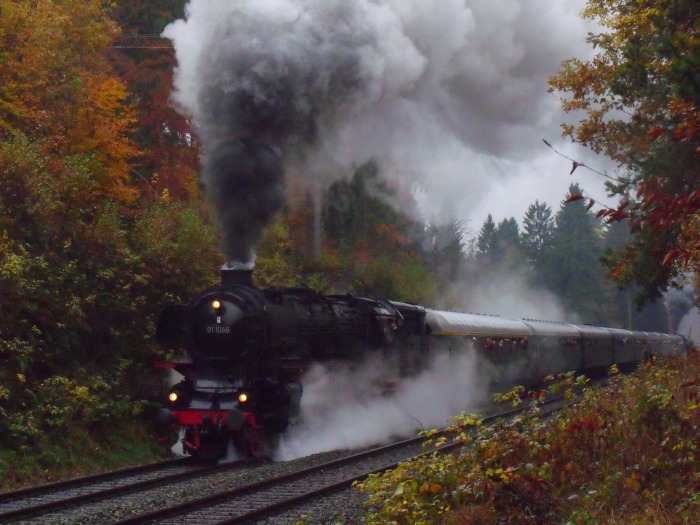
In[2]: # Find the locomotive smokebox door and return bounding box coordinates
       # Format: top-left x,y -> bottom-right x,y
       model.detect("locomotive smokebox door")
156,305 -> 186,344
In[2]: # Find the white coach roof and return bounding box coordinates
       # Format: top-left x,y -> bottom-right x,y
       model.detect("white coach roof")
521,319 -> 581,338
426,309 -> 532,337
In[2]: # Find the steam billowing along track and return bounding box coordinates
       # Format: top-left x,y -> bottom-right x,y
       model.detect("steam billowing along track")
155,267 -> 689,462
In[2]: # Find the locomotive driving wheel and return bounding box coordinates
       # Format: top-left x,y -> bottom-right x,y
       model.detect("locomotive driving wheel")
234,422 -> 263,458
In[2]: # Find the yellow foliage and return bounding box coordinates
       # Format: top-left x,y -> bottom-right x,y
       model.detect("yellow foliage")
0,0 -> 138,203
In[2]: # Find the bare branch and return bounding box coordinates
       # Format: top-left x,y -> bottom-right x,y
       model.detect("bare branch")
542,139 -> 620,183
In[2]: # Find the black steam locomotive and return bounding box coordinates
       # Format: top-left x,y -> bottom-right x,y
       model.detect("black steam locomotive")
156,267 -> 687,460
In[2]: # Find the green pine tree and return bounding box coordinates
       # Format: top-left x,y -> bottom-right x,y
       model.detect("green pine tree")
542,183 -> 610,324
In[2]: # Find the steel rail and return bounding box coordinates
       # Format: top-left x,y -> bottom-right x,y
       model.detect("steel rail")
113,400 -> 557,525
0,457 -> 192,503
0,456 -> 265,523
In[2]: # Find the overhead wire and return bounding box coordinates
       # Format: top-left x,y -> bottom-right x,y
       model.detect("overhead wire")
112,33 -> 172,49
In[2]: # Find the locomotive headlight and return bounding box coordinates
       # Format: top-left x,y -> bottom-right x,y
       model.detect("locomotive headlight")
238,393 -> 249,403
168,392 -> 178,403
212,300 -> 221,310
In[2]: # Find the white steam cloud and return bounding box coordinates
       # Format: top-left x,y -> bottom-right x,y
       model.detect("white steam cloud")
274,349 -> 491,460
163,0 -> 595,260
445,271 -> 576,323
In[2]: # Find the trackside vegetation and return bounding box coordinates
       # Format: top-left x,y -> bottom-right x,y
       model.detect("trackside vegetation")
0,0 -> 696,498
355,352 -> 699,524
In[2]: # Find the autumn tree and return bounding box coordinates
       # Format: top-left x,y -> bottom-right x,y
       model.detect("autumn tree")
0,1 -> 225,474
250,162 -> 434,302
0,136 -> 222,454
109,0 -> 200,199
549,0 -> 699,304
0,0 -> 139,202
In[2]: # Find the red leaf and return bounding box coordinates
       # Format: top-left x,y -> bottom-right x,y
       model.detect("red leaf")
661,250 -> 679,267
564,193 -> 585,203
641,196 -> 657,210
648,128 -> 664,141
608,211 -> 629,223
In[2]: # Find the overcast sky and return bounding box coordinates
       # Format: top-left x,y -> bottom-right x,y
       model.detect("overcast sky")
165,0 -> 615,250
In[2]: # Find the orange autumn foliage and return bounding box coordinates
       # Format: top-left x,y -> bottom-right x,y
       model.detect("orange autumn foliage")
0,0 -> 139,202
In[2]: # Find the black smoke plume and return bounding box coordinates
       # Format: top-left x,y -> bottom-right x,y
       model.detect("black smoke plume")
164,1 -> 594,262
164,3 -> 372,263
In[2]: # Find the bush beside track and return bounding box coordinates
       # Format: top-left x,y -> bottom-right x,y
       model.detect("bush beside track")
356,351 -> 700,525
0,423 -> 166,492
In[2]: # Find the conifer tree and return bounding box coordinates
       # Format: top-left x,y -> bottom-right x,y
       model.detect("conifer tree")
522,200 -> 554,264
493,217 -> 522,268
543,183 -> 610,323
476,214 -> 497,261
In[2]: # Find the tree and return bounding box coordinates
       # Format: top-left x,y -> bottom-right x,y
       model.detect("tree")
549,0 -> 699,304
476,214 -> 497,261
108,0 -> 200,200
0,135 -> 222,453
522,200 -> 555,265
542,184 -> 610,324
426,220 -> 466,285
604,219 -> 671,330
493,217 -> 522,268
475,215 -> 522,272
0,0 -> 140,202
0,1 -> 226,468
323,162 -> 426,257
285,161 -> 437,301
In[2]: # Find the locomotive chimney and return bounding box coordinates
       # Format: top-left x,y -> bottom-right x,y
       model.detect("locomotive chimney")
221,261 -> 254,288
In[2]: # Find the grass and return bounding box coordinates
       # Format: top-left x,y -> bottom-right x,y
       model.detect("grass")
0,422 -> 169,491
356,351 -> 700,524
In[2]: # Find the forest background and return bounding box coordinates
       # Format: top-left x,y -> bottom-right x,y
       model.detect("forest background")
0,0 -> 697,486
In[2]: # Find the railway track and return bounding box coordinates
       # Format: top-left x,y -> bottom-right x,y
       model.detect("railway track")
0,455 -> 261,523
1,392 -> 576,524
113,398 -> 569,525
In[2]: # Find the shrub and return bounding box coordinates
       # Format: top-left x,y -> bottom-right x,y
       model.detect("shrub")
357,352 -> 699,524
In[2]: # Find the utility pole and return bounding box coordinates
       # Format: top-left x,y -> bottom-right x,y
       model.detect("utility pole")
313,178 -> 322,256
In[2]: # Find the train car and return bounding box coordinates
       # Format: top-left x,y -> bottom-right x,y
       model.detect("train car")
669,334 -> 685,356
632,331 -> 651,361
647,332 -> 664,357
575,325 -> 614,374
521,319 -> 582,379
155,268 -> 686,461
608,327 -> 636,370
425,310 -> 532,384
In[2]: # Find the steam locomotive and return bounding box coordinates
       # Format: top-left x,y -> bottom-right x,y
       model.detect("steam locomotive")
156,267 -> 687,460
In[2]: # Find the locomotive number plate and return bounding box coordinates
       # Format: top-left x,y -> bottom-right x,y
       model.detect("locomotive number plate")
206,325 -> 231,334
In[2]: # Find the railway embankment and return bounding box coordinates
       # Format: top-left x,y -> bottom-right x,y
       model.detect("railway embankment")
356,351 -> 699,525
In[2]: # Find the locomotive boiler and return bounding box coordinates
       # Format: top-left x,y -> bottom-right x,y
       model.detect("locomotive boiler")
156,267 -> 688,460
